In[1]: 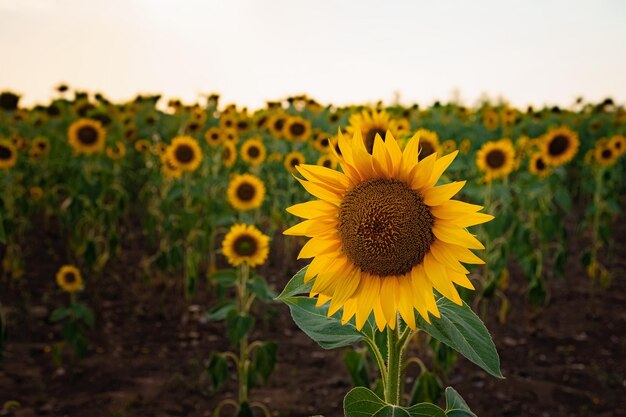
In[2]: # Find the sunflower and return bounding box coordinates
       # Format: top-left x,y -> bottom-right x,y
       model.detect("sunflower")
395,118 -> 411,135
222,224 -> 270,267
29,186 -> 44,200
219,114 -> 237,130
317,155 -> 338,169
227,173 -> 266,211
442,139 -> 457,154
482,109 -> 499,131
134,139 -> 151,153
284,130 -> 492,330
459,139 -> 471,154
0,139 -> 18,170
240,138 -> 266,166
594,142 -> 618,167
529,153 -> 550,177
345,109 -> 400,154
235,116 -> 252,134
31,137 -> 50,155
312,132 -> 332,153
608,135 -> 625,157
413,129 -> 440,161
68,119 -> 106,154
284,151 -> 305,173
106,141 -> 126,160
56,265 -> 84,293
161,154 -> 183,179
222,128 -> 239,144
152,142 -> 168,156
166,136 -> 203,172
285,116 -> 311,141
222,141 -> 237,168
269,114 -> 288,138
541,126 -> 579,167
204,127 -> 222,147
476,139 -> 516,181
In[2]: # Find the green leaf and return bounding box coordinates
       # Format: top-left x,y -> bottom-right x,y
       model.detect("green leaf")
275,265 -> 312,300
343,387 -> 446,417
444,387 -> 477,417
249,341 -> 277,386
554,187 -> 572,211
247,275 -> 277,302
211,269 -> 237,287
70,303 -> 95,328
50,308 -> 71,322
344,349 -> 370,388
409,371 -> 442,406
206,352 -> 229,391
205,301 -> 236,321
416,299 -> 502,378
226,310 -> 254,346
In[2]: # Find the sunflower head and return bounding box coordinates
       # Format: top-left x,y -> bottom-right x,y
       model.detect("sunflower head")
476,139 -> 516,182
284,129 -> 492,331
345,109 -> 400,154
240,138 -> 267,166
482,109 -> 499,131
442,139 -> 457,154
32,137 -> 50,155
529,152 -> 550,177
317,155 -> 338,170
285,116 -> 311,141
269,114 -> 288,138
227,173 -> 266,211
222,141 -> 237,168
222,224 -> 270,267
29,186 -> 44,200
68,119 -> 106,154
594,141 -> 618,167
204,127 -> 223,148
413,129 -> 440,161
56,265 -> 84,293
284,151 -> 305,173
609,135 -> 625,157
541,127 -> 579,167
0,139 -> 18,170
161,154 -> 183,179
106,142 -> 126,160
134,139 -> 151,153
166,136 -> 203,172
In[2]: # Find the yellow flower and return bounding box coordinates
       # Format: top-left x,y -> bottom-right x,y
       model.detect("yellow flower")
161,154 -> 182,179
222,141 -> 237,168
0,139 -> 18,169
593,142 -> 618,167
227,173 -> 266,211
317,155 -> 338,169
540,126 -> 579,167
312,132 -> 332,153
608,135 -> 625,157
222,224 -> 270,267
68,119 -> 106,154
166,136 -> 203,172
284,151 -> 305,173
240,138 -> 266,166
345,109 -> 400,154
56,265 -> 84,293
134,139 -> 151,153
285,116 -> 312,141
268,114 -> 288,138
528,153 -> 550,177
459,139 -> 471,154
29,186 -> 44,200
284,130 -> 492,330
476,139 -> 516,182
482,109 -> 499,131
204,127 -> 222,148
441,139 -> 457,154
412,129 -> 440,161
106,142 -> 126,160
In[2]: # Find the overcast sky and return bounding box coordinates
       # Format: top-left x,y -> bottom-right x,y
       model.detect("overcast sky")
1,0 -> 625,108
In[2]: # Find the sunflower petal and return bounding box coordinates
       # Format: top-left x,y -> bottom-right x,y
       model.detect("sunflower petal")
427,151 -> 458,187
295,177 -> 343,203
297,237 -> 341,259
423,253 -> 462,305
432,223 -> 485,250
423,181 -> 466,206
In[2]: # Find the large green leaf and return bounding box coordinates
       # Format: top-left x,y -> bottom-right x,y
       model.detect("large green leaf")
343,387 -> 446,417
444,387 -> 477,417
275,265 -> 312,300
416,298 -> 502,378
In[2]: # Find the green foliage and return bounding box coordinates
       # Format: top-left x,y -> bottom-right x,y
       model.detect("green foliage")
206,352 -> 229,392
226,310 -> 254,346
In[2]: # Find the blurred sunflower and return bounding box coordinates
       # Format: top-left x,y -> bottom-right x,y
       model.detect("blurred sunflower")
31,137 -> 50,155
68,119 -> 106,154
284,130 -> 492,330
227,173 -> 265,211
269,114 -> 288,138
222,128 -> 239,144
608,135 -> 625,157
482,109 -> 499,131
441,139 -> 457,154
395,118 -> 410,135
459,138 -> 471,154
312,132 -> 332,153
166,136 -> 203,172
222,141 -> 237,168
106,142 -> 126,160
476,139 -> 516,181
541,127 -> 579,167
29,186 -> 44,201
594,142 -> 618,167
240,138 -> 266,166
152,142 -> 168,156
56,265 -> 83,293
346,109 -> 400,154
134,139 -> 151,153
285,116 -> 311,141
219,114 -> 237,130
529,153 -> 550,177
317,155 -> 338,169
0,139 -> 18,169
235,116 -> 252,134
204,127 -> 222,147
222,224 -> 270,267
161,155 -> 182,179
284,151 -> 305,173
413,129 -> 440,161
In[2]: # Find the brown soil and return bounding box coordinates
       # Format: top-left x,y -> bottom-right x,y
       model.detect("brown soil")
0,217 -> 625,417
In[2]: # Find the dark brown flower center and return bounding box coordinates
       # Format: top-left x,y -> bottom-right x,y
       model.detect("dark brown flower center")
548,135 -> 569,156
0,145 -> 12,160
175,144 -> 194,163
322,159 -> 332,168
77,126 -> 99,145
274,118 -> 285,131
247,145 -> 260,158
486,149 -> 506,169
289,122 -> 306,137
233,234 -> 257,257
320,138 -> 329,148
339,178 -> 435,277
535,157 -> 546,171
419,141 -> 435,160
364,128 -> 387,154
236,182 -> 255,201
290,157 -> 301,168
64,272 -> 77,284
223,147 -> 231,160
601,149 -> 612,160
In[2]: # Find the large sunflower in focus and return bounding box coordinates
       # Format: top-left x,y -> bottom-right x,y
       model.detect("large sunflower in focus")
68,119 -> 106,154
541,127 -> 579,167
284,130 -> 493,330
227,173 -> 266,211
476,139 -> 516,181
166,136 -> 203,172
346,109 -> 400,154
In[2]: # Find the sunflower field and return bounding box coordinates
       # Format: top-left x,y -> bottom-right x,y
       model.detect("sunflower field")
0,88 -> 625,417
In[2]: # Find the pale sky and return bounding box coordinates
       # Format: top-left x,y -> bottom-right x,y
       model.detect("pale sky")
2,0 -> 626,109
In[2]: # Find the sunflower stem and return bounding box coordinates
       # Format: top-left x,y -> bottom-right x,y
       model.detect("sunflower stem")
384,324 -> 402,405
237,263 -> 250,404
363,338 -> 387,393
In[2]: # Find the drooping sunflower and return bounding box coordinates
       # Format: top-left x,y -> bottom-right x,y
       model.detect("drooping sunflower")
529,153 -> 550,177
56,265 -> 84,293
222,224 -> 270,267
166,136 -> 203,172
106,142 -> 126,160
240,138 -> 266,166
68,118 -> 106,154
345,109 -> 400,154
541,126 -> 579,167
0,139 -> 18,170
284,151 -> 305,173
594,141 -> 618,167
608,135 -> 625,157
284,130 -> 493,330
204,127 -> 222,148
222,141 -> 237,168
227,173 -> 266,211
476,139 -> 516,181
285,116 -> 312,141
413,129 -> 440,161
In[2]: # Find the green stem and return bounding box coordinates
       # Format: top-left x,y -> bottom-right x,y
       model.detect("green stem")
384,325 -> 402,405
237,263 -> 250,404
363,338 -> 387,393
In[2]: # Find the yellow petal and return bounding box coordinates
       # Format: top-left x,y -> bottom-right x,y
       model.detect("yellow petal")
411,265 -> 440,320
400,133 -> 420,177
411,153 -> 437,190
379,277 -> 399,326
397,275 -> 416,329
296,164 -> 353,189
372,135 -> 391,177
296,177 -> 343,203
430,200 -> 483,219
447,270 -> 475,290
426,151 -> 458,188
448,212 -> 494,228
373,301 -> 387,331
429,241 -> 469,274
328,268 -> 361,316
423,181 -> 466,206
432,223 -> 485,250
440,243 -> 485,264
297,237 -> 341,259
341,298 -> 357,324
355,275 -> 380,330
384,131 -> 402,176
423,253 -> 462,305
286,200 -> 337,219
